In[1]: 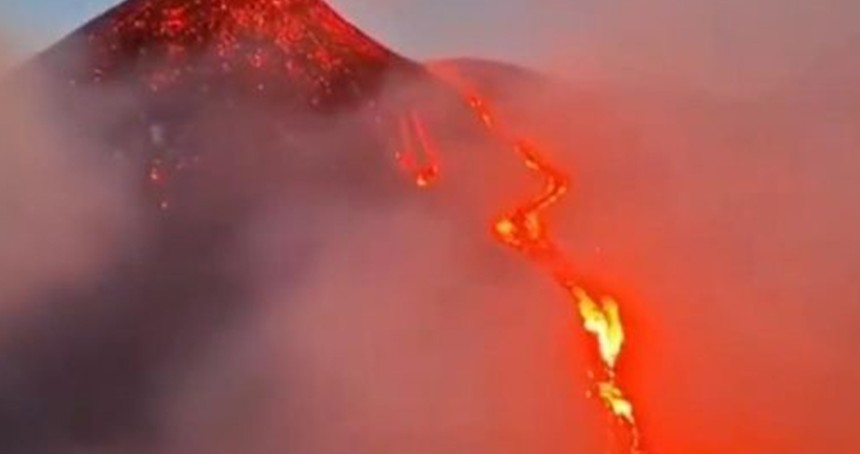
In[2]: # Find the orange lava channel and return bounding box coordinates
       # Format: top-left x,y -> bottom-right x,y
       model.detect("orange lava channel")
409,66 -> 647,454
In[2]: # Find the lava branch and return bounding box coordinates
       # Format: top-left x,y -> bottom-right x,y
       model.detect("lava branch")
402,66 -> 647,453
395,110 -> 440,188
471,94 -> 643,453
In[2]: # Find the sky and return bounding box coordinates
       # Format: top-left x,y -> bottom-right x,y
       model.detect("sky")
1,0 -> 598,67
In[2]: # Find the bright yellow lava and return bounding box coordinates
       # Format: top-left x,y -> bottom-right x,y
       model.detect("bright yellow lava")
575,288 -> 625,369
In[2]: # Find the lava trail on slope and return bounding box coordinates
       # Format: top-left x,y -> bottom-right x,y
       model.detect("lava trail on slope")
1,1 -> 650,453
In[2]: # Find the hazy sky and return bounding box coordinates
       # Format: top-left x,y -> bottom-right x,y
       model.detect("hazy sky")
5,0 -> 859,97
1,0 -> 598,66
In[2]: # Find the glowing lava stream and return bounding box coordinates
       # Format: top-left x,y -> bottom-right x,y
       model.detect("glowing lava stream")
397,66 -> 647,453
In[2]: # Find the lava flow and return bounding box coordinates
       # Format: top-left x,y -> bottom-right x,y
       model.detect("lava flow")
400,65 -> 648,453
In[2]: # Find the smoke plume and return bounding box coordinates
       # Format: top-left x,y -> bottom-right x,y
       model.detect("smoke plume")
2,2 -> 859,454
0,35 -> 133,322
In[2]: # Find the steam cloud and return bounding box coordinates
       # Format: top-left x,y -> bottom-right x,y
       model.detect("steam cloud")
0,37 -> 132,322
2,2 -> 860,454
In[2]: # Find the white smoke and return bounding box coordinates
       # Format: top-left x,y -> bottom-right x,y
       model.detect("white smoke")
0,34 -> 134,320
